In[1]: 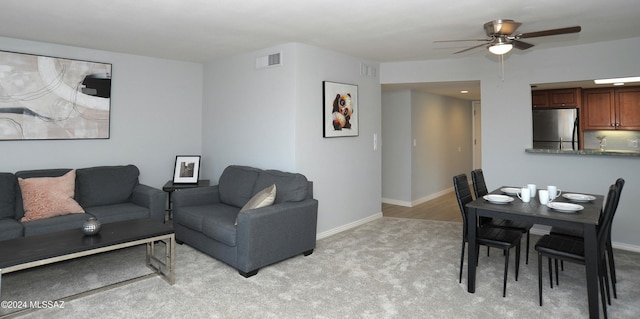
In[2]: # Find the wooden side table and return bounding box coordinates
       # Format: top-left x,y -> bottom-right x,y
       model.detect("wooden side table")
162,180 -> 210,222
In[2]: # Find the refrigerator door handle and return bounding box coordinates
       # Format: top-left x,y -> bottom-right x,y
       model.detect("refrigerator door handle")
572,116 -> 579,150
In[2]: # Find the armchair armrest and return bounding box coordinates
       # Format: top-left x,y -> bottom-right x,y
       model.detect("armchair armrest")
236,198 -> 318,273
172,185 -> 221,208
130,184 -> 166,223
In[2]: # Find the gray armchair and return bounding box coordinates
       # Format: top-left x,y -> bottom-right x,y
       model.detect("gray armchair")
171,165 -> 318,277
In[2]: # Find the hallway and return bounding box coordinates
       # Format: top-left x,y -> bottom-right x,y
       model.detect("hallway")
382,191 -> 462,222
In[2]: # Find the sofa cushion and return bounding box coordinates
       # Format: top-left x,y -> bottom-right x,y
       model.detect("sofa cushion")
15,169 -> 71,179
19,169 -> 85,222
0,218 -> 23,240
175,203 -> 239,246
84,203 -> 150,224
76,165 -> 139,207
236,184 -> 276,225
0,173 -> 17,219
22,213 -> 89,237
218,166 -> 260,208
253,169 -> 308,204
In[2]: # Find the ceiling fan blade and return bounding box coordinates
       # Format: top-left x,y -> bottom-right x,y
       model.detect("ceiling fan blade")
512,39 -> 534,50
518,26 -> 581,38
434,39 -> 489,43
453,42 -> 489,54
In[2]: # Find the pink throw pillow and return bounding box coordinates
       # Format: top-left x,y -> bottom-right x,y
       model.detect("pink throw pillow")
19,169 -> 85,222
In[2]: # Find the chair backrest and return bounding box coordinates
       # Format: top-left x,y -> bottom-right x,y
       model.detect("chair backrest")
613,178 -> 625,212
471,169 -> 494,226
603,178 -> 625,246
599,178 -> 625,224
453,174 -> 473,240
471,169 -> 488,199
598,184 -> 619,252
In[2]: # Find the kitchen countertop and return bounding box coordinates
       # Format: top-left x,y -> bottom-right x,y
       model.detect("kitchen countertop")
525,148 -> 640,157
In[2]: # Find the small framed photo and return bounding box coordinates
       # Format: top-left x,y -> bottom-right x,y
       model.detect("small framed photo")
173,155 -> 201,184
323,81 -> 358,138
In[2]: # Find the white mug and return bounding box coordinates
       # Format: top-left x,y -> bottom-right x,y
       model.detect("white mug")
547,185 -> 561,201
517,187 -> 531,203
539,190 -> 550,205
528,184 -> 537,198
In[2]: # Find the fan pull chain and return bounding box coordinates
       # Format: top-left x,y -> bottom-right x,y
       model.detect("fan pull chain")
499,54 -> 506,81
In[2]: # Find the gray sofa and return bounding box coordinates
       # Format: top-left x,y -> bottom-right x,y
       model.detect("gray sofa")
0,165 -> 165,241
172,165 -> 318,277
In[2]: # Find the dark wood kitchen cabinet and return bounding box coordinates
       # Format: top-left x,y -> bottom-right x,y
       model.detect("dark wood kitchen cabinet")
582,88 -> 614,129
532,91 -> 549,108
616,87 -> 640,129
532,88 -> 581,108
582,87 -> 640,130
549,88 -> 581,107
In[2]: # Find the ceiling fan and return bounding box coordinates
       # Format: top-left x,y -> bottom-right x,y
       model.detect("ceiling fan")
435,19 -> 581,55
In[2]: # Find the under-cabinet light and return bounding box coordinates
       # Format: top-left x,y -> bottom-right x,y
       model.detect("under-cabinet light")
594,76 -> 640,84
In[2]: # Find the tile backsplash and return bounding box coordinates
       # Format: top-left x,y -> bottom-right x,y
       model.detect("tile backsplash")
584,130 -> 640,151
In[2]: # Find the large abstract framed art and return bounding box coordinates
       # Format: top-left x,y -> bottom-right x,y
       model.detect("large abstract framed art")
0,50 -> 112,140
323,81 -> 358,138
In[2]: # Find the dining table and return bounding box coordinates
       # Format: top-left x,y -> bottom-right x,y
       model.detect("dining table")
466,186 -> 605,319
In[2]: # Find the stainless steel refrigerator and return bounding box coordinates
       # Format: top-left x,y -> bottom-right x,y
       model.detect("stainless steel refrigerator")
532,108 -> 579,150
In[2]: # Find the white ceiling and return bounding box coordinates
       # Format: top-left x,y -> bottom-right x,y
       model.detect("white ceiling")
1,0 -> 639,100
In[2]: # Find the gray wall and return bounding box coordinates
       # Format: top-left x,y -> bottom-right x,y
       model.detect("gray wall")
201,44 -> 297,177
381,89 -> 473,206
294,44 -> 382,234
381,37 -> 640,249
0,37 -> 203,188
411,91 -> 473,202
202,43 -> 382,236
381,90 -> 412,204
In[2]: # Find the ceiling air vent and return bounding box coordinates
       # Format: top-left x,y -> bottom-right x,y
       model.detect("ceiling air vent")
360,63 -> 377,78
255,52 -> 282,69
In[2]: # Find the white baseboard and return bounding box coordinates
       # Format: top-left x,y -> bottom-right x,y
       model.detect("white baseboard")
381,198 -> 412,207
382,187 -> 455,208
316,212 -> 383,240
612,242 -> 640,253
411,187 -> 454,206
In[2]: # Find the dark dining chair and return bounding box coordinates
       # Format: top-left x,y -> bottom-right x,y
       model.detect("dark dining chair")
453,173 -> 522,297
535,184 -> 618,318
548,178 -> 624,298
471,169 -> 534,264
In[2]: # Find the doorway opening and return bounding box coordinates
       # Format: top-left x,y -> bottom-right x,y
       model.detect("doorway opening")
381,81 -> 481,221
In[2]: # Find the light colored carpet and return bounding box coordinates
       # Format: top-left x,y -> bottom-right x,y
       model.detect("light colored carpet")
2,217 -> 639,318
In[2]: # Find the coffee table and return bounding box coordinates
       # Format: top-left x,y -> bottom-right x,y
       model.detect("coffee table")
0,218 -> 174,314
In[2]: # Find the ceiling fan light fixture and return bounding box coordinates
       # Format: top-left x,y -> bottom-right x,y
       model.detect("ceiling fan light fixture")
488,42 -> 513,55
440,20 -> 581,56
